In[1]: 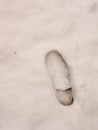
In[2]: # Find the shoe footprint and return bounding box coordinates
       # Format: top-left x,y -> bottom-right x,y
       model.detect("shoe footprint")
45,50 -> 73,106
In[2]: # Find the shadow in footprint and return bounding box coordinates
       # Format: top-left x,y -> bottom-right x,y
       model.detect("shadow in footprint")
45,50 -> 74,106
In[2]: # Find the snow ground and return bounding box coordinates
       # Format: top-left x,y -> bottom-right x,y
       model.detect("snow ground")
0,0 -> 98,130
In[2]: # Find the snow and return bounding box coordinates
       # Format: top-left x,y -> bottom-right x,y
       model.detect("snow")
0,0 -> 98,130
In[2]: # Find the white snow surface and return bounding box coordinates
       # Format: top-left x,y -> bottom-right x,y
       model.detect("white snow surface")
0,0 -> 98,130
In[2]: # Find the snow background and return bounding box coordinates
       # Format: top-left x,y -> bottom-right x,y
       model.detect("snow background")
0,0 -> 98,129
